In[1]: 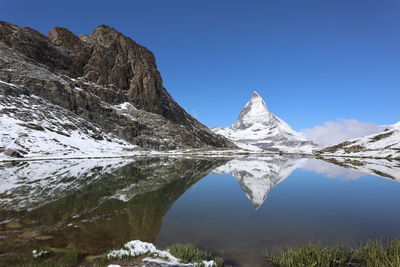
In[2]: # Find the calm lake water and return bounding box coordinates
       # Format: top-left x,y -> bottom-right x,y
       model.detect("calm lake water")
1,155 -> 400,267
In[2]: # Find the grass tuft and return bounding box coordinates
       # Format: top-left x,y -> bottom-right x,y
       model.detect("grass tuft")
265,239 -> 400,267
168,243 -> 226,266
168,243 -> 212,263
354,240 -> 400,267
265,243 -> 350,267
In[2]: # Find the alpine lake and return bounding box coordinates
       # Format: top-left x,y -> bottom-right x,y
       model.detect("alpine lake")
1,154 -> 400,267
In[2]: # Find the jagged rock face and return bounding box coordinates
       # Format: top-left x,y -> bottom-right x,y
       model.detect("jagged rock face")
0,21 -> 234,151
46,24 -> 194,125
213,91 -> 316,153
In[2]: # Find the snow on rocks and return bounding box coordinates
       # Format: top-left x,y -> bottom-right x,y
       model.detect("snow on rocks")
107,240 -> 179,262
32,250 -> 49,258
316,128 -> 400,159
143,257 -> 216,266
107,240 -> 217,267
0,80 -> 19,88
113,102 -> 138,121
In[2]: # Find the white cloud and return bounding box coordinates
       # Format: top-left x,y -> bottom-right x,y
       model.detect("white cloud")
301,119 -> 383,147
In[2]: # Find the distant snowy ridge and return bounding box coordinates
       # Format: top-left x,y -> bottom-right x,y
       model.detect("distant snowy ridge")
212,91 -> 316,153
316,126 -> 400,160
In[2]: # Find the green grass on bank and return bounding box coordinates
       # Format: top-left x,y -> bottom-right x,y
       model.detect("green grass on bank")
4,239 -> 400,267
353,240 -> 400,267
168,243 -> 230,267
265,239 -> 400,267
265,243 -> 349,267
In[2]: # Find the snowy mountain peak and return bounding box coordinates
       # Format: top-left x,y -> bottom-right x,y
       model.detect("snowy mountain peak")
232,91 -> 272,129
212,91 -> 317,153
394,121 -> 400,129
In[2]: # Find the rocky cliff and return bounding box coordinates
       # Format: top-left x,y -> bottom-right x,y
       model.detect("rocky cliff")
0,21 -> 234,155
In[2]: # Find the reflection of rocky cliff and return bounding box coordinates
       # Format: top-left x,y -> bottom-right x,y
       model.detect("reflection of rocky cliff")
0,157 -> 227,254
0,158 -> 132,210
213,156 -> 306,208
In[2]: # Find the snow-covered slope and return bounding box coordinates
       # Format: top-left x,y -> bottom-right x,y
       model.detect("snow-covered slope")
0,81 -> 139,159
316,127 -> 400,160
213,156 -> 306,208
212,92 -> 316,153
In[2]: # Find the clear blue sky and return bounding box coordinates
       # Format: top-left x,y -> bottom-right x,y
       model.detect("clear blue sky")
2,0 -> 399,130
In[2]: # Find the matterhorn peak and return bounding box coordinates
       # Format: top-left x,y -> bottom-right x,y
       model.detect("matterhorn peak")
251,91 -> 261,98
232,91 -> 272,129
212,90 -> 317,153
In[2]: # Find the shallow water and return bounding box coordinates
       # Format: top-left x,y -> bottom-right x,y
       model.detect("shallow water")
1,155 -> 400,266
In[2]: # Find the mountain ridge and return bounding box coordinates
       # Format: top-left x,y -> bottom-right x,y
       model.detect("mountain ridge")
0,21 -> 235,157
315,127 -> 400,160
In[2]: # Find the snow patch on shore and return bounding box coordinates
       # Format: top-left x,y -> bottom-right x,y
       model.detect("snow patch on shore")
107,240 -> 216,267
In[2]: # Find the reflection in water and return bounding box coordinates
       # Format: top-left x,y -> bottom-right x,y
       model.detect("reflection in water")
304,157 -> 400,181
158,156 -> 400,267
0,157 -> 228,254
320,157 -> 400,181
0,159 -> 132,210
1,155 -> 400,267
213,156 -> 306,208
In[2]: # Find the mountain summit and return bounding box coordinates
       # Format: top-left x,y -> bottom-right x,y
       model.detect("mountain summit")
232,91 -> 273,129
213,91 -> 316,152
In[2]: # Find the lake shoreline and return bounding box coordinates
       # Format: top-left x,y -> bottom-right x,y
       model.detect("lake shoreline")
1,148 -> 399,163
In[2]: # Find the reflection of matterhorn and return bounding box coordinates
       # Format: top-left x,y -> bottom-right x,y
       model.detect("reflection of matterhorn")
213,156 -> 306,208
